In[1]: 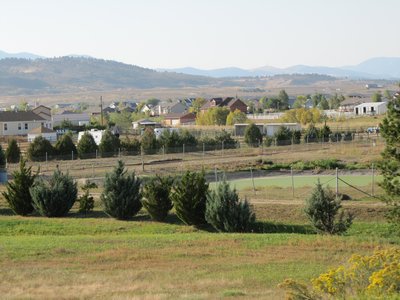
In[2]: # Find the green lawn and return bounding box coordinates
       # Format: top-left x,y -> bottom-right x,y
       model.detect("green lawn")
0,212 -> 398,299
221,175 -> 382,190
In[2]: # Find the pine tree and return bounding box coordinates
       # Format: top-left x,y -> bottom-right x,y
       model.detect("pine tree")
171,171 -> 209,226
77,132 -> 98,159
5,139 -> 21,163
101,160 -> 142,220
0,144 -> 5,167
305,181 -> 353,234
206,180 -> 255,232
378,93 -> 400,232
27,136 -> 54,161
244,123 -> 263,147
99,130 -> 120,157
141,175 -> 174,221
30,169 -> 77,217
78,181 -> 97,214
141,128 -> 158,154
2,159 -> 36,215
55,133 -> 77,159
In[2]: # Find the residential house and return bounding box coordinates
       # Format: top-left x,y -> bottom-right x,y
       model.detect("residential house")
150,102 -> 187,116
27,126 -> 57,142
200,97 -> 247,113
52,111 -> 91,127
163,112 -> 196,126
32,105 -> 51,121
0,111 -> 52,136
140,104 -> 153,114
132,119 -> 161,129
354,102 -> 387,116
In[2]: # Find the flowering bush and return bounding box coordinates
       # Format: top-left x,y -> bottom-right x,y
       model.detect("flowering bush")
279,248 -> 400,299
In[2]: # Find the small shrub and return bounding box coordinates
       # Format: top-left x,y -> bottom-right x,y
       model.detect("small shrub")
244,123 -> 262,147
54,133 -> 77,158
5,139 -> 20,163
30,169 -> 77,217
171,170 -> 209,226
77,132 -> 98,159
2,159 -> 36,216
141,175 -> 174,221
101,160 -> 142,220
205,180 -> 255,232
27,136 -> 54,161
78,181 -> 98,214
304,181 -> 353,234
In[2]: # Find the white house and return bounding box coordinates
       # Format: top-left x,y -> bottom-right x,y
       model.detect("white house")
0,111 -> 52,136
354,102 -> 387,116
27,126 -> 57,142
78,129 -> 105,145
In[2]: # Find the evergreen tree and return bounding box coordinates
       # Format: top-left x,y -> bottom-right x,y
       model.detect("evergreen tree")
206,180 -> 255,232
77,132 -> 98,159
0,144 -> 5,167
27,136 -> 54,161
319,124 -> 332,142
120,136 -> 141,155
171,171 -> 209,226
304,124 -> 320,143
305,181 -> 353,234
378,93 -> 400,232
54,133 -> 77,158
244,123 -> 263,147
5,139 -> 21,163
274,126 -> 293,146
78,181 -> 97,214
278,89 -> 289,110
141,175 -> 174,221
141,128 -> 158,154
101,160 -> 142,220
215,130 -> 237,149
99,130 -> 120,157
2,159 -> 36,215
30,169 -> 77,217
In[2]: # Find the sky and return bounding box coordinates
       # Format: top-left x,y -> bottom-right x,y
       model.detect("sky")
1,0 -> 399,69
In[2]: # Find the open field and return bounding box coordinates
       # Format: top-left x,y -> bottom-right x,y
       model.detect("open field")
0,206 -> 398,299
0,130 -> 397,299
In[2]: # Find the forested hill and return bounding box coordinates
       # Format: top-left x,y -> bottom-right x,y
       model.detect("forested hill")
0,56 -> 214,95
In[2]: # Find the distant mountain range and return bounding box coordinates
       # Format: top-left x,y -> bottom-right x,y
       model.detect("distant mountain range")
159,57 -> 400,79
0,50 -> 44,60
0,56 -> 214,96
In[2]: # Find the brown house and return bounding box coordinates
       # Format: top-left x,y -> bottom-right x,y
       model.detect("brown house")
163,112 -> 196,126
200,97 -> 247,113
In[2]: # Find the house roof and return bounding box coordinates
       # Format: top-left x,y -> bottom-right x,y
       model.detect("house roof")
164,112 -> 196,120
28,126 -> 56,134
0,111 -> 45,122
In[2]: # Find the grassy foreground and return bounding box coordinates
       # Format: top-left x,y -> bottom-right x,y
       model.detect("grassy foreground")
0,209 -> 398,299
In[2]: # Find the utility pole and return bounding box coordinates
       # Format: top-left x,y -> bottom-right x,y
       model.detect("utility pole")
100,96 -> 104,126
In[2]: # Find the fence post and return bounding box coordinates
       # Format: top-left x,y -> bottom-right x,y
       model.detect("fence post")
183,144 -> 185,160
118,148 -> 121,158
214,166 -> 218,184
95,149 -> 98,159
372,163 -> 375,196
250,167 -> 256,192
202,143 -> 205,159
92,164 -> 94,178
336,167 -> 339,198
71,151 -> 74,160
222,141 -> 224,156
141,147 -> 144,172
291,167 -> 294,198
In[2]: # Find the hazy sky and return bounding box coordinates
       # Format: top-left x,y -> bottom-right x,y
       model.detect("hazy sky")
1,0 -> 399,69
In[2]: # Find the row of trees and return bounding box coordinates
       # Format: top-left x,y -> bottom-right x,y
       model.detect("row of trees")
26,128 -> 238,161
244,123 -> 353,148
4,160 -> 255,233
195,108 -> 247,126
4,158 -> 353,235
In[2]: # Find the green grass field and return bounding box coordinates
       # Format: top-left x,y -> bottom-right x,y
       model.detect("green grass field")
222,174 -> 381,190
0,212 -> 398,299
